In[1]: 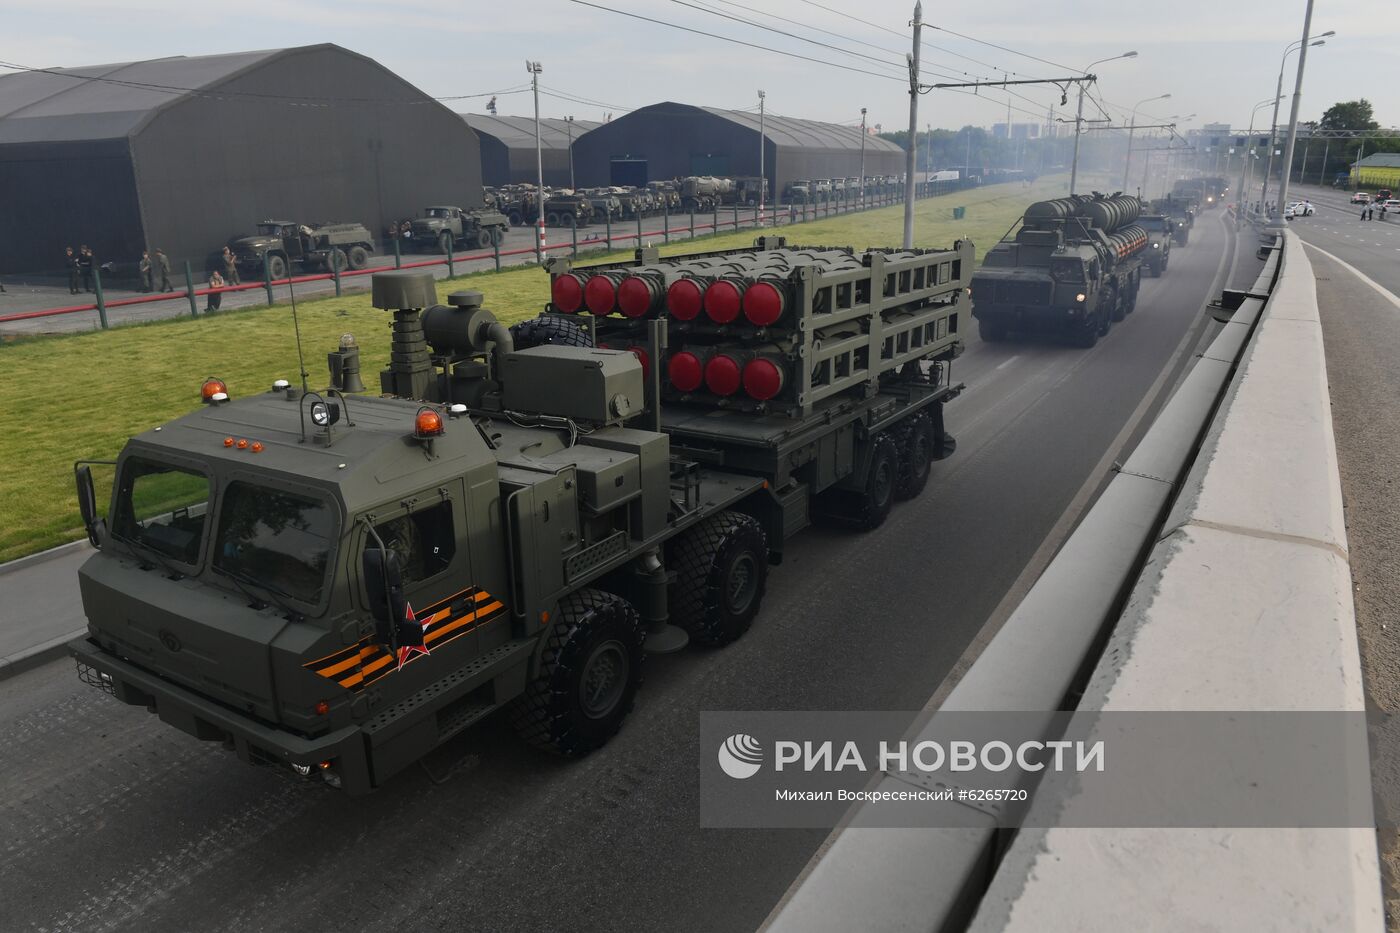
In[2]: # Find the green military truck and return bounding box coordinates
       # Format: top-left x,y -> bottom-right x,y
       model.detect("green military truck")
69,235 -> 971,795
228,220 -> 376,279
970,193 -> 1147,348
407,206 -> 508,252
1150,196 -> 1194,246
1137,213 -> 1174,276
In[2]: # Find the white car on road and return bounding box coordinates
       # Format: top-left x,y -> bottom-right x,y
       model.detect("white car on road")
1284,201 -> 1315,218
1351,192 -> 1372,204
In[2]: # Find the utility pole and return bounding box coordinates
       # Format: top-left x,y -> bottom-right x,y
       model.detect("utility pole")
527,60 -> 545,263
859,107 -> 867,208
1125,93 -> 1170,190
1070,51 -> 1136,195
565,115 -> 575,190
1272,0 -> 1314,224
1263,32 -> 1330,210
758,89 -> 767,225
1004,72 -> 1012,169
902,0 -> 922,249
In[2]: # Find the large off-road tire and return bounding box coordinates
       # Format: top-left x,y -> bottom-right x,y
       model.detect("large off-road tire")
490,226 -> 506,246
346,245 -> 369,270
892,412 -> 935,500
1074,314 -> 1100,348
545,212 -> 560,227
814,433 -> 898,532
978,318 -> 1007,343
507,210 -> 523,227
266,254 -> 288,280
510,588 -> 645,757
1109,282 -> 1127,322
668,511 -> 769,647
476,228 -> 492,249
509,315 -> 593,350
437,232 -> 453,255
325,248 -> 348,272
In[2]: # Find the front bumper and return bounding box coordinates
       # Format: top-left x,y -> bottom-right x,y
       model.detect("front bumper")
71,637 -> 373,795
973,303 -> 1086,332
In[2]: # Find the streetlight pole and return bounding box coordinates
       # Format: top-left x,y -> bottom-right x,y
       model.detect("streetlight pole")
902,0 -> 923,249
527,60 -> 545,263
1239,96 -> 1281,228
565,115 -> 575,190
1272,0 -> 1318,226
1071,51 -> 1137,195
1262,32 -> 1330,209
858,107 -> 867,208
1124,93 -> 1170,190
757,89 -> 766,225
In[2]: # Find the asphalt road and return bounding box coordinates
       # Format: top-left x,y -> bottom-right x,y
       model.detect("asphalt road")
0,212 -> 1237,933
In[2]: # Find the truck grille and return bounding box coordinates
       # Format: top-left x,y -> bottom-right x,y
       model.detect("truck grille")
993,280 -> 1051,305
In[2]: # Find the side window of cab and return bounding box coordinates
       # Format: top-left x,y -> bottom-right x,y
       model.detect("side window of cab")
366,499 -> 456,588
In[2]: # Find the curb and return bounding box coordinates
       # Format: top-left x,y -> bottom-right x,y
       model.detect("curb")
0,628 -> 85,682
0,538 -> 91,576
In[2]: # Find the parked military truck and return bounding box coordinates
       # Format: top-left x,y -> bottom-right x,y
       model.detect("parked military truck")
69,234 -> 971,795
407,206 -> 508,252
542,192 -> 593,228
1138,214 -> 1174,276
228,221 -> 376,279
970,192 -> 1147,348
679,176 -> 735,212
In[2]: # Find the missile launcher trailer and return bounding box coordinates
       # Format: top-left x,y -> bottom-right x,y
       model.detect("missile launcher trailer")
68,235 -> 973,796
970,192 -> 1148,348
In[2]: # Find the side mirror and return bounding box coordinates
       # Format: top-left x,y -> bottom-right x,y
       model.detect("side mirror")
74,463 -> 106,547
363,546 -> 407,637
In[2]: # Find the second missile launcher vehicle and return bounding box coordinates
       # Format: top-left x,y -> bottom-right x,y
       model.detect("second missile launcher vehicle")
970,192 -> 1148,348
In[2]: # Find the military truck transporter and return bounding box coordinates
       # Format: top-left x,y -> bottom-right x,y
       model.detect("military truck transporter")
406,206 -> 509,252
69,234 -> 972,796
228,220 -> 377,279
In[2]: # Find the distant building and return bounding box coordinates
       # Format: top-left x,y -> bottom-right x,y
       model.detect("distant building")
569,101 -> 904,191
463,114 -> 601,187
0,44 -> 482,274
1351,153 -> 1400,190
992,122 -> 1041,141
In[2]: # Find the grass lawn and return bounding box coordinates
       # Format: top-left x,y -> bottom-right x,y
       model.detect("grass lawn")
0,175 -> 1078,563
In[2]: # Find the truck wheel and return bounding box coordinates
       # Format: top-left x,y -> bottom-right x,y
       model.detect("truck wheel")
814,434 -> 898,531
668,511 -> 769,647
1109,285 -> 1126,322
267,254 -> 288,280
509,315 -> 593,350
977,318 -> 1006,343
476,229 -> 492,249
437,232 -> 453,255
326,249 -> 348,272
892,413 -> 934,500
545,212 -> 560,227
510,588 -> 645,757
561,213 -> 576,228
1074,315 -> 1100,348
490,226 -> 505,246
346,245 -> 369,270
508,211 -> 523,227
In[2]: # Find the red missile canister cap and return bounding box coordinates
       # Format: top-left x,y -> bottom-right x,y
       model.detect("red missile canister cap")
584,275 -> 617,315
667,278 -> 704,320
551,273 -> 585,313
743,358 -> 784,401
703,279 -> 742,324
668,351 -> 704,392
617,276 -> 656,318
704,354 -> 742,396
742,281 -> 785,326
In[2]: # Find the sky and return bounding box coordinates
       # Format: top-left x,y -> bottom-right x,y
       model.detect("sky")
1,0 -> 1395,136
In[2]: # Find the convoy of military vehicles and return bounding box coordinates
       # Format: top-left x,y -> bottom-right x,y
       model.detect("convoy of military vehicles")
228,221 -> 377,279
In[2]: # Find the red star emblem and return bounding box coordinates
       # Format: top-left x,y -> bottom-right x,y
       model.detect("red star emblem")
395,602 -> 432,671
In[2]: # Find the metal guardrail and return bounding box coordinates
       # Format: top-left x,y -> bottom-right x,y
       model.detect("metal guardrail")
766,234 -> 1286,933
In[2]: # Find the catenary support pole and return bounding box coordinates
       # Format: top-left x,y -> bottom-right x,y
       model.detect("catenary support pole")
1272,0 -> 1315,225
902,1 -> 922,249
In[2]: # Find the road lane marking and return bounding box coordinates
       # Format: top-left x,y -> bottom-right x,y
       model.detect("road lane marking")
1301,240 -> 1400,308
995,354 -> 1020,371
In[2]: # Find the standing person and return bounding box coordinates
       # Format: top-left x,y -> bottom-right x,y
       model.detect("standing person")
221,246 -> 240,286
78,245 -> 93,292
138,250 -> 153,292
154,248 -> 172,291
206,270 -> 224,312
65,247 -> 80,294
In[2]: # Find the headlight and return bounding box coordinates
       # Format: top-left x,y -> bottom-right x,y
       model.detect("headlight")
1075,293 -> 1087,303
1152,242 -> 1160,249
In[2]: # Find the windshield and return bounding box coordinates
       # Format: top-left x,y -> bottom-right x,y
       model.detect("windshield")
214,481 -> 337,606
425,208 -> 451,218
1050,260 -> 1085,284
255,224 -> 281,236
1140,218 -> 1167,231
114,458 -> 211,564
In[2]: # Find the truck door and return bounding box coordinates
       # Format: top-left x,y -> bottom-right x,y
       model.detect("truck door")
353,482 -> 499,680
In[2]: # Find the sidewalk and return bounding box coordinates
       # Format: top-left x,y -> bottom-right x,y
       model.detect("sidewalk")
0,540 -> 92,679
